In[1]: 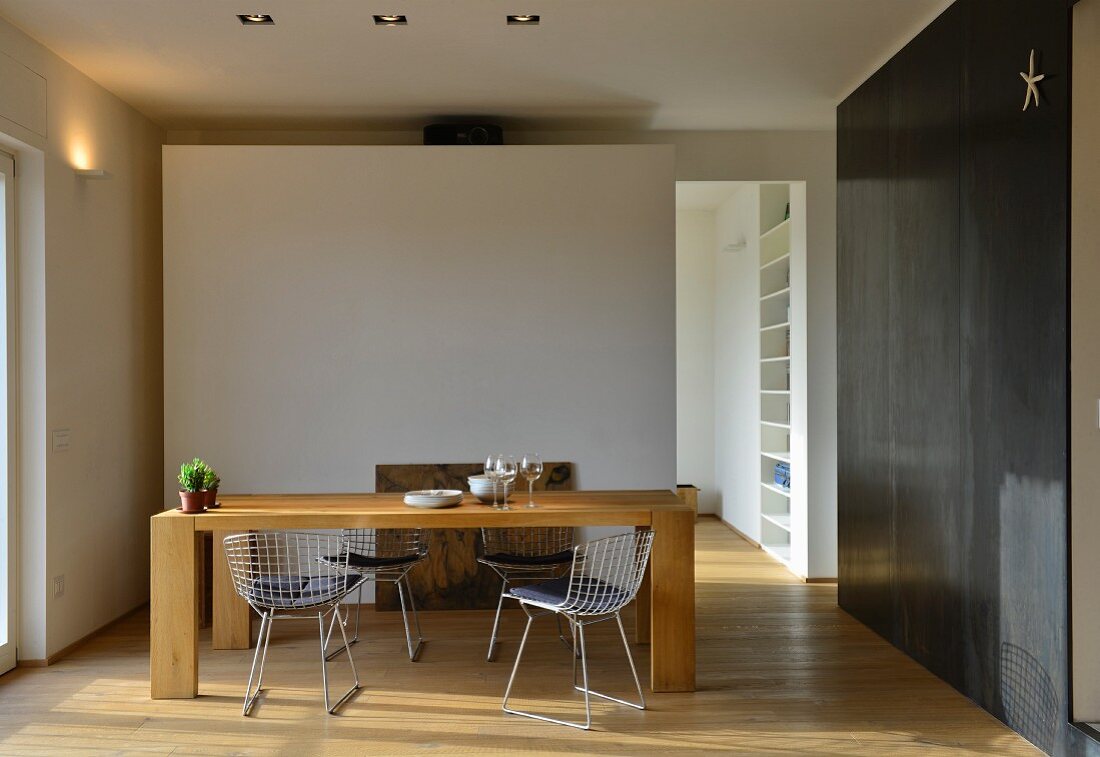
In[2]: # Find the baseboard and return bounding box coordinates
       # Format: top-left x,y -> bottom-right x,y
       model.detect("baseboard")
804,577 -> 838,584
17,602 -> 148,668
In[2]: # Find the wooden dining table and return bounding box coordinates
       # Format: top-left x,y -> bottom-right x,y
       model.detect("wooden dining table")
149,489 -> 695,698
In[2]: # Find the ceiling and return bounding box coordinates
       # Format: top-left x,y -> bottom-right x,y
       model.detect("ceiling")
0,0 -> 949,131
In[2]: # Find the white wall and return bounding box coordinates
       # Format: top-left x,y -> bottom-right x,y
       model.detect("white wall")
163,145 -> 676,509
675,210 -> 716,512
713,188 -> 762,538
0,16 -> 164,659
169,129 -> 839,578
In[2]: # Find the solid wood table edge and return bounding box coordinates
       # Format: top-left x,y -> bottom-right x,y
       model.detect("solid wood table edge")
150,489 -> 694,698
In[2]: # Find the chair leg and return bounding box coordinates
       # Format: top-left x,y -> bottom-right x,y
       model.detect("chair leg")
501,614 -> 534,713
502,609 -> 592,730
324,584 -> 362,662
396,574 -> 424,662
616,612 -> 646,710
572,613 -> 646,711
487,578 -> 509,662
319,606 -> 360,715
242,611 -> 272,716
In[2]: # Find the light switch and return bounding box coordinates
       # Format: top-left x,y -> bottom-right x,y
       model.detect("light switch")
51,428 -> 71,452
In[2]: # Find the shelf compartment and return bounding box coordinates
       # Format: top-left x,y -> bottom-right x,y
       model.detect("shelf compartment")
761,393 -> 790,424
760,251 -> 791,272
760,217 -> 791,242
761,326 -> 790,361
761,482 -> 792,498
761,360 -> 790,392
760,321 -> 790,333
760,286 -> 791,303
761,450 -> 790,463
759,221 -> 790,268
760,292 -> 790,329
761,513 -> 791,531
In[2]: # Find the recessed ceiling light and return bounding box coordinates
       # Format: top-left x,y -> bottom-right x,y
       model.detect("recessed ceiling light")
237,14 -> 274,25
507,14 -> 540,25
373,14 -> 408,26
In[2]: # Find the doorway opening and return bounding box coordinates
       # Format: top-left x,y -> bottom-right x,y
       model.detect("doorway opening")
676,180 -> 824,580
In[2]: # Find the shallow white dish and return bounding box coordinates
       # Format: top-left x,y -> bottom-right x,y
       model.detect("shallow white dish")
403,489 -> 464,508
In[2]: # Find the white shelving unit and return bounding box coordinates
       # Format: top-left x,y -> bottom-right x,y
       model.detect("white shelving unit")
758,184 -> 795,570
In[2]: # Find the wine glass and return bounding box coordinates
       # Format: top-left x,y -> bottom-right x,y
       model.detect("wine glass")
493,455 -> 518,511
520,453 -> 543,508
485,453 -> 501,509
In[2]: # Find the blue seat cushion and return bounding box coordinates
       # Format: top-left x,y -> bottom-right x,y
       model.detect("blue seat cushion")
482,549 -> 574,567
248,573 -> 362,608
321,553 -> 420,569
509,574 -> 628,612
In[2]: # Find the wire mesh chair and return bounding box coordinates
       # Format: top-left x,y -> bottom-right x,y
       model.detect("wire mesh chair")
222,531 -> 366,715
478,526 -> 576,661
501,530 -> 655,730
320,528 -> 429,662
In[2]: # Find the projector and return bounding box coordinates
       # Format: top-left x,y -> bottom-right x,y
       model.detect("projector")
423,123 -> 504,145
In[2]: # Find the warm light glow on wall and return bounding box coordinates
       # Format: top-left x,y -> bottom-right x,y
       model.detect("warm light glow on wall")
68,137 -> 91,170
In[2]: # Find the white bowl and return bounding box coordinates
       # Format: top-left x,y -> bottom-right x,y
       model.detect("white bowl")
470,480 -> 512,490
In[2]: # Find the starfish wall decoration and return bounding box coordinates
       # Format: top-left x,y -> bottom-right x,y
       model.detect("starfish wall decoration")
1020,49 -> 1045,111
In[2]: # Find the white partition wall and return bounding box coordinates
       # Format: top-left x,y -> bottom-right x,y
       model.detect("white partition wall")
162,145 -> 676,504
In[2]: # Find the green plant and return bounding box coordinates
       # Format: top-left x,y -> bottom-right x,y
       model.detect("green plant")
178,459 -> 206,492
203,465 -> 221,491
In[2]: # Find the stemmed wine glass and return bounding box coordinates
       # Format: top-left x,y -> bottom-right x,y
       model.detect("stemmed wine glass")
485,453 -> 502,509
493,455 -> 518,511
520,453 -> 543,508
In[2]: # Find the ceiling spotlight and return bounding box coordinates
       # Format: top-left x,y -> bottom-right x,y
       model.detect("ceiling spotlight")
507,14 -> 540,25
237,14 -> 274,25
373,14 -> 408,26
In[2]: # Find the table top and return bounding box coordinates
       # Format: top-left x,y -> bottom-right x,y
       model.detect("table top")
154,489 -> 688,531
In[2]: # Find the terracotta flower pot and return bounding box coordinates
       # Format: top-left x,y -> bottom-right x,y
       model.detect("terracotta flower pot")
179,490 -> 205,513
202,488 -> 218,508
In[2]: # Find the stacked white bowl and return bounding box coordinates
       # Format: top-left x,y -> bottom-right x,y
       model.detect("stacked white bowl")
468,474 -> 513,504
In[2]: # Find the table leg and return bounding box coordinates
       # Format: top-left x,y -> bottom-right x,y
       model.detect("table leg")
150,516 -> 199,698
213,531 -> 253,650
634,525 -> 651,644
650,509 -> 695,692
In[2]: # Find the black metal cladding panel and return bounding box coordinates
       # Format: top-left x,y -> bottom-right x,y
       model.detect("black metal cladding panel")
837,0 -> 1070,752
837,64 -> 893,638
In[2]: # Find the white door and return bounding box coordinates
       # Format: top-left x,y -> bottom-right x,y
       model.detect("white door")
0,150 -> 16,675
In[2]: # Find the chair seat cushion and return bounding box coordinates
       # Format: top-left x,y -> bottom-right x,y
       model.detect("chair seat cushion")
248,573 -> 362,608
321,553 -> 420,569
481,549 -> 574,567
509,574 -> 628,612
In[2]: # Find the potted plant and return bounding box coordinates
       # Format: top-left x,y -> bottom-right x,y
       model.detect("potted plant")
203,465 -> 221,508
178,458 -> 207,512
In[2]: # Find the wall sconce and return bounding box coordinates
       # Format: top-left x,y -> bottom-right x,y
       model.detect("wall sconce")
75,168 -> 111,180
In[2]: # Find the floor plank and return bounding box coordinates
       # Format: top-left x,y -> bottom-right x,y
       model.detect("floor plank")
0,520 -> 1038,755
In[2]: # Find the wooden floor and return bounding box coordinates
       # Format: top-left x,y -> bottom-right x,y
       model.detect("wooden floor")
0,519 -> 1037,755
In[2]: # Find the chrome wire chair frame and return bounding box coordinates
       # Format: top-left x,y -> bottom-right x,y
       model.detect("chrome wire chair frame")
223,531 -> 367,715
478,527 -> 575,661
501,530 -> 655,730
321,528 -> 429,662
